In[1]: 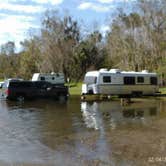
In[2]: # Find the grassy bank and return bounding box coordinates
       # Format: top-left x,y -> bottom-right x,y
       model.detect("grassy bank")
160,87 -> 166,94
68,82 -> 82,96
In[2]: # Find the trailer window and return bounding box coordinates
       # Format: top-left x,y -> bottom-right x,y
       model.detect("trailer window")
137,77 -> 144,83
84,76 -> 97,84
150,77 -> 157,85
103,76 -> 111,83
40,77 -> 45,81
124,77 -> 135,85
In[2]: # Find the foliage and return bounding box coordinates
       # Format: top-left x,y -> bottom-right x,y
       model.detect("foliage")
0,0 -> 165,82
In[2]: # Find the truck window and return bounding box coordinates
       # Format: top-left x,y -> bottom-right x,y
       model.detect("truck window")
124,77 -> 135,85
103,76 -> 111,83
10,81 -> 33,88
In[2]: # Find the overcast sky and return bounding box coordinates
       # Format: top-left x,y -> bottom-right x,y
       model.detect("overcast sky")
0,0 -> 135,51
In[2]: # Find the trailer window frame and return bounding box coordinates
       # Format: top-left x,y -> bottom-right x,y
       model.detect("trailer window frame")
124,76 -> 135,85
137,76 -> 144,83
150,77 -> 157,85
103,76 -> 111,83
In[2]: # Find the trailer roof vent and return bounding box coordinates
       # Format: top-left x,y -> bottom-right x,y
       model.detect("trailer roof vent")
142,70 -> 148,73
99,68 -> 108,72
110,69 -> 121,73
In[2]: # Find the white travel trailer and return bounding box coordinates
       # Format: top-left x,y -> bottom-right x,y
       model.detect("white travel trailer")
82,69 -> 159,97
32,72 -> 65,84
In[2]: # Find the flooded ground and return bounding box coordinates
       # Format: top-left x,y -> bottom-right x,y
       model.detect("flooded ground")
0,97 -> 166,166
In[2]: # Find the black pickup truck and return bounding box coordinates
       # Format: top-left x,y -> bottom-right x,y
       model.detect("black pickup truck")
1,79 -> 68,101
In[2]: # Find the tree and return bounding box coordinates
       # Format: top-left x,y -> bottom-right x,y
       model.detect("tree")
73,31 -> 107,81
106,0 -> 166,72
1,41 -> 15,56
0,41 -> 20,78
40,10 -> 80,80
19,37 -> 41,79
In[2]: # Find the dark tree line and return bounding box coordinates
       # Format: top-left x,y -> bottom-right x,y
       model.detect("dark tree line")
0,0 -> 166,82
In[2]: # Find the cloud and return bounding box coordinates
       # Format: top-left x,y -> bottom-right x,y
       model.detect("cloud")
97,0 -> 114,3
31,0 -> 63,5
97,0 -> 135,3
100,25 -> 110,36
0,2 -> 45,14
0,15 -> 39,50
78,2 -> 113,12
100,25 -> 110,33
5,0 -> 63,5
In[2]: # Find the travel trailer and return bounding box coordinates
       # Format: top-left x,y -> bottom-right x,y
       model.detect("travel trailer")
32,73 -> 65,85
82,69 -> 159,97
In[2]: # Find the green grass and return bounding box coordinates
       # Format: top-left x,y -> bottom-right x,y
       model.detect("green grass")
159,87 -> 166,94
68,82 -> 82,96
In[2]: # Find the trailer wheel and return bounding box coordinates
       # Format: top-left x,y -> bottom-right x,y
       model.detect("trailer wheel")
88,89 -> 94,94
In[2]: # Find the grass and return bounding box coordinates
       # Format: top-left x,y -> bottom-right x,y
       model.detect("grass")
68,82 -> 82,96
159,87 -> 166,94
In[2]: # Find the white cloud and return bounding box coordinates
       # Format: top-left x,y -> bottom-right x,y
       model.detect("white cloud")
100,25 -> 110,36
100,25 -> 110,32
31,0 -> 63,5
0,15 -> 39,50
97,0 -> 135,3
78,2 -> 113,12
5,0 -> 63,5
97,0 -> 114,3
0,2 -> 45,14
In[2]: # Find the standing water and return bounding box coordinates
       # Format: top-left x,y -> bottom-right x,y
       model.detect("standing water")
0,97 -> 166,166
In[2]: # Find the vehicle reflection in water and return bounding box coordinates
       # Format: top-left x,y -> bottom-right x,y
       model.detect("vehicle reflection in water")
81,102 -> 103,130
122,107 -> 157,118
0,99 -> 79,165
81,101 -> 113,165
0,97 -> 166,166
80,100 -> 164,165
81,99 -> 160,130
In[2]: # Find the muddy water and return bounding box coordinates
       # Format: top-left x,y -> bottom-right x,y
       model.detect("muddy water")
0,97 -> 166,166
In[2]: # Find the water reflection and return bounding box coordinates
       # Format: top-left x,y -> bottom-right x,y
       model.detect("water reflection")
80,100 -> 165,165
80,101 -> 114,165
81,102 -> 103,130
0,99 -> 81,165
0,97 -> 166,165
122,108 -> 157,118
80,99 -> 161,131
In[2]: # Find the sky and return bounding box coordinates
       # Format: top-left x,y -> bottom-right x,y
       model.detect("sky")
0,0 -> 135,51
